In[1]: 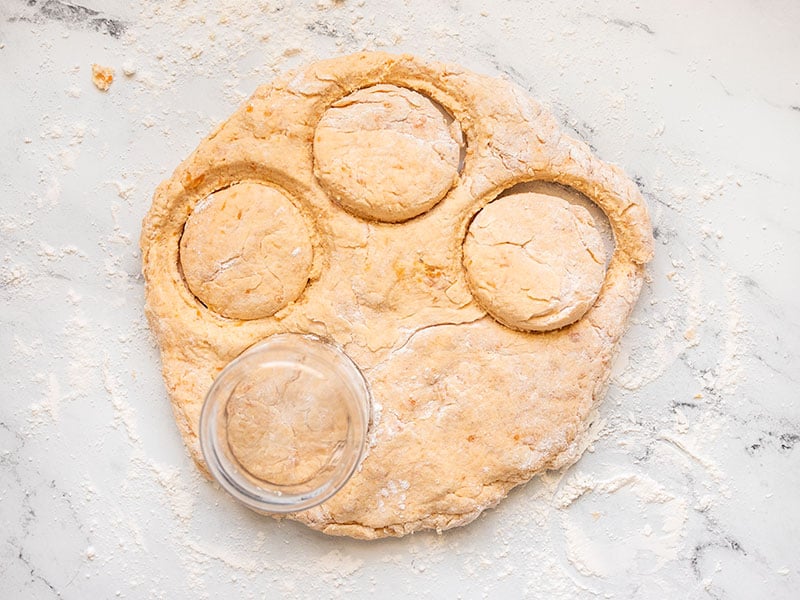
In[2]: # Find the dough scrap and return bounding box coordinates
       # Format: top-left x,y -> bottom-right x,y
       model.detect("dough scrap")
140,52 -> 654,539
314,84 -> 463,222
463,191 -> 606,332
91,63 -> 114,91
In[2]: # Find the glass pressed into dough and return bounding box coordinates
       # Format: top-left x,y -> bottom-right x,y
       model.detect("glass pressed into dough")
200,333 -> 371,513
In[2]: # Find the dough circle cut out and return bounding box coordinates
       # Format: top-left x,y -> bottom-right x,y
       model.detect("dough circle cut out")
179,182 -> 313,320
225,362 -> 351,487
314,84 -> 463,222
140,52 -> 654,539
463,191 -> 607,332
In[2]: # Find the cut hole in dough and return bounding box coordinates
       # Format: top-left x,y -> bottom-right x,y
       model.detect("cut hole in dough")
314,84 -> 464,222
463,191 -> 607,332
179,182 -> 313,320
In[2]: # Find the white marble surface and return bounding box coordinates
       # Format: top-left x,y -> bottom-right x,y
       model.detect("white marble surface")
1,1 -> 798,598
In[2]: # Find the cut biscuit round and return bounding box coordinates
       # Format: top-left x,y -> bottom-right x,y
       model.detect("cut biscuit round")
314,84 -> 463,222
179,182 -> 313,320
463,191 -> 607,332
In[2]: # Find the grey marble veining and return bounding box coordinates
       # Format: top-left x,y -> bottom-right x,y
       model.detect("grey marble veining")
1,0 -> 798,598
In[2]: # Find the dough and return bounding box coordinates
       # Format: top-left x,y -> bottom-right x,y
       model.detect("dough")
91,63 -> 114,91
179,182 -> 313,320
314,84 -> 462,222
463,192 -> 606,332
140,52 -> 654,539
225,361 -> 349,487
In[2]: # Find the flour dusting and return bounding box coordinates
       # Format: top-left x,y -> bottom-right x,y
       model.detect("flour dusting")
2,0 -> 794,597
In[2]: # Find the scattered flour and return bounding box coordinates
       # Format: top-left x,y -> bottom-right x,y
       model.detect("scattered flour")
554,472 -> 688,579
5,0 -> 777,595
102,359 -> 141,444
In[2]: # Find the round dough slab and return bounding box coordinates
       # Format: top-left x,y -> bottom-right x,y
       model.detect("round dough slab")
140,52 -> 654,539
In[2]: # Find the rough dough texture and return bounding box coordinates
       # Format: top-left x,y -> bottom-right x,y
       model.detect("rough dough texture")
314,84 -> 462,222
179,182 -> 313,320
463,192 -> 606,332
140,52 -> 654,539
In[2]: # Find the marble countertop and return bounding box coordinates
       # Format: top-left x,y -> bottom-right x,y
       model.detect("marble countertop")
1,1 -> 798,598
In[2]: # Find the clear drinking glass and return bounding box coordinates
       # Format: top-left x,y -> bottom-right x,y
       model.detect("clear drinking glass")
200,333 -> 371,513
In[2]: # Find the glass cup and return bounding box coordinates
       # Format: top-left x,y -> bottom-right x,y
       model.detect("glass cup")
199,333 -> 371,513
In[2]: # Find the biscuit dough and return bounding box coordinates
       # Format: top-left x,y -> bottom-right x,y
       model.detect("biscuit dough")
179,183 -> 314,320
463,192 -> 606,332
140,52 -> 654,539
91,63 -> 114,91
225,362 -> 349,487
314,84 -> 462,222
